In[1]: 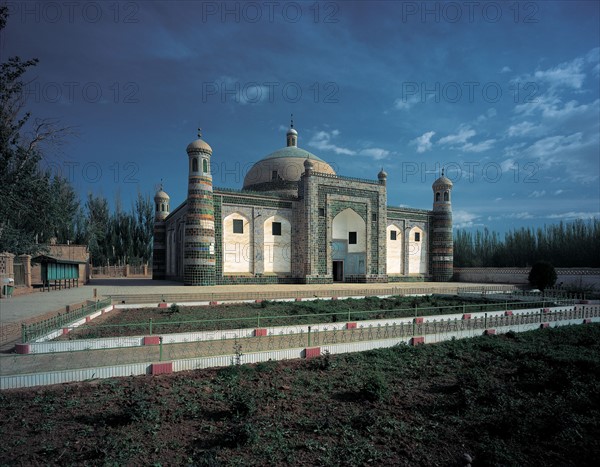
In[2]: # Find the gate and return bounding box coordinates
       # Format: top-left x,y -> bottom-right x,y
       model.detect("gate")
13,260 -> 25,286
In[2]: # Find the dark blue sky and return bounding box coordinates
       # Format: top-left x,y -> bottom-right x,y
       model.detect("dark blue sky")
2,1 -> 599,232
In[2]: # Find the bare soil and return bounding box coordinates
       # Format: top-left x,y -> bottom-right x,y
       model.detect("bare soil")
1,324 -> 599,466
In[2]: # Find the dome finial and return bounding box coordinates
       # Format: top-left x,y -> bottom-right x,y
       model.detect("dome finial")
197,127 -> 202,138
286,115 -> 298,147
441,168 -> 445,177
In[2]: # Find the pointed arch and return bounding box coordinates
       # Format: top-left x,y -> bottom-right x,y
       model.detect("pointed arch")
408,226 -> 427,274
332,208 -> 366,253
331,208 -> 366,277
223,213 -> 252,273
386,225 -> 402,274
263,216 -> 291,273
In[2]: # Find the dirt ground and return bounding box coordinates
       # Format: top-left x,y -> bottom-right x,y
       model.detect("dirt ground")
1,324 -> 599,466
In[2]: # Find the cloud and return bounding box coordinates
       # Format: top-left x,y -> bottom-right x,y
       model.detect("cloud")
554,189 -> 564,195
528,190 -> 546,198
394,95 -> 420,110
500,158 -> 518,172
501,66 -> 512,73
507,121 -> 540,137
213,76 -> 272,105
359,148 -> 390,160
525,133 -> 584,163
438,127 -> 476,145
461,139 -> 496,153
533,57 -> 586,90
437,126 -> 494,153
309,130 -> 356,155
487,212 -> 535,221
515,96 -> 598,120
546,212 -> 599,220
308,131 -> 391,160
412,131 -> 435,153
453,210 -> 480,229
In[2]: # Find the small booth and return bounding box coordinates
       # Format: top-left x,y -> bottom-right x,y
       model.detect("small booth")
32,255 -> 85,291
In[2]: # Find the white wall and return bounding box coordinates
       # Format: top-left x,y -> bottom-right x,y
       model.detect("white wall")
263,216 -> 291,273
223,213 -> 252,273
408,226 -> 427,274
332,208 -> 366,253
386,225 -> 402,274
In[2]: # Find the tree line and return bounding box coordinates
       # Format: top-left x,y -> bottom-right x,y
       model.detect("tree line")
0,6 -> 154,267
454,219 -> 600,268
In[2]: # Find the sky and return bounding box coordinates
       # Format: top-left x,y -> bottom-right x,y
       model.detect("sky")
2,0 -> 599,233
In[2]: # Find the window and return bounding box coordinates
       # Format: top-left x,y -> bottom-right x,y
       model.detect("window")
272,170 -> 278,180
161,203 -> 164,211
349,232 -> 357,244
233,219 -> 244,234
444,191 -> 449,201
435,192 -> 440,202
203,159 -> 208,173
272,222 -> 282,236
372,213 -> 377,221
156,203 -> 159,211
318,208 -> 325,217
390,230 -> 397,241
192,157 -> 198,172
414,232 -> 420,242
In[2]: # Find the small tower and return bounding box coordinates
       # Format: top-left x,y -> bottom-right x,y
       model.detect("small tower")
152,185 -> 170,280
431,170 -> 454,281
183,129 -> 216,286
378,168 -> 387,186
286,114 -> 298,147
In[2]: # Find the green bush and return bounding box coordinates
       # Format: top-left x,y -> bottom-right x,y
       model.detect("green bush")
360,370 -> 389,402
528,261 -> 557,291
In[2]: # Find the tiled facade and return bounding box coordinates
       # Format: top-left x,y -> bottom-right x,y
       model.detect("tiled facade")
154,127 -> 453,285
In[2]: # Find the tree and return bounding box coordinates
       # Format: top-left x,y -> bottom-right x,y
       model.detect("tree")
0,6 -> 77,253
528,261 -> 557,291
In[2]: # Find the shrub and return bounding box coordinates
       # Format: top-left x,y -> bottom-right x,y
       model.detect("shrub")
360,370 -> 389,402
528,261 -> 557,291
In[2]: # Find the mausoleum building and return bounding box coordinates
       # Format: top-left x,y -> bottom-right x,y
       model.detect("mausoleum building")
152,122 -> 453,285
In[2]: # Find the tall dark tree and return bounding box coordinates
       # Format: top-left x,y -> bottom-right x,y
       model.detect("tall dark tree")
0,6 -> 77,253
455,219 -> 600,268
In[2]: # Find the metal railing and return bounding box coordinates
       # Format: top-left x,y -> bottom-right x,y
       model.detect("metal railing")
22,297 -> 112,342
107,284 -> 520,305
59,298 -> 574,340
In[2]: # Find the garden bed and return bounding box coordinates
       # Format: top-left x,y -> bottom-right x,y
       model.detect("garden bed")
57,295 -> 561,340
2,324 -> 599,465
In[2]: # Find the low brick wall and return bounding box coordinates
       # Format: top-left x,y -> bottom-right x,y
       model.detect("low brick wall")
454,267 -> 600,287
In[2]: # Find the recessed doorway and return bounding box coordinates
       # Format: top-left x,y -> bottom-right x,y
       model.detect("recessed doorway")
333,260 -> 344,282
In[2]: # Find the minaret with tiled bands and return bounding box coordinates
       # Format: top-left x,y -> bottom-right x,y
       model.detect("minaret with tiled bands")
183,129 -> 216,286
152,185 -> 170,280
431,170 -> 454,281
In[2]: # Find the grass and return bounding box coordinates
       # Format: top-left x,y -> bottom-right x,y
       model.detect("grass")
1,323 -> 599,465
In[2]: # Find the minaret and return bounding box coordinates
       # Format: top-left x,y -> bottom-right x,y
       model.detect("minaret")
152,184 -> 170,280
431,169 -> 454,281
183,129 -> 216,286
